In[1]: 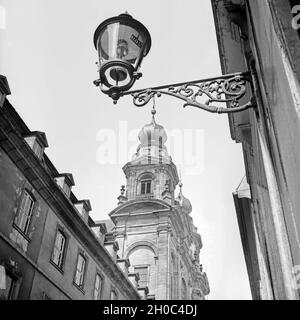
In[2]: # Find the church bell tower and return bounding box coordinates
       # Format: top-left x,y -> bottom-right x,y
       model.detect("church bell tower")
108,109 -> 209,300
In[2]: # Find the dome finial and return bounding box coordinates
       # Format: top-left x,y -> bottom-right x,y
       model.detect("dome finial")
151,96 -> 157,123
131,99 -> 170,164
178,170 -> 183,189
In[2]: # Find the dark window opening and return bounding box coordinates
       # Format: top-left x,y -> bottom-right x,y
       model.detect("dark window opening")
141,180 -> 151,194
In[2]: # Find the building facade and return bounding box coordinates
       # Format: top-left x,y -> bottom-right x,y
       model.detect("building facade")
108,110 -> 210,300
0,75 -> 140,300
211,0 -> 300,299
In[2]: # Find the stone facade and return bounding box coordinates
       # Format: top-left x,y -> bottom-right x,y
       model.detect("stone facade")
0,76 -> 139,300
108,112 -> 210,300
211,0 -> 300,299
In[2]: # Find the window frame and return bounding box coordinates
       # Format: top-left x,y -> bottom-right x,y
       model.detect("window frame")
50,226 -> 68,272
0,262 -> 21,300
32,140 -> 43,159
62,182 -> 71,198
13,189 -> 36,238
24,135 -> 45,160
1,274 -> 16,300
141,179 -> 152,195
73,250 -> 88,292
93,271 -> 104,300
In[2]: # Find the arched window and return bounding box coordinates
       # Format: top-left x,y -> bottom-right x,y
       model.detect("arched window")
127,244 -> 156,295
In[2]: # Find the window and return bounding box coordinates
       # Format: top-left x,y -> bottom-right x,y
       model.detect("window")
141,180 -> 151,194
93,273 -> 103,300
51,230 -> 67,270
110,288 -> 118,300
74,253 -> 86,289
0,274 -> 16,300
24,135 -> 44,159
62,183 -> 70,198
134,266 -> 149,287
140,174 -> 153,195
32,141 -> 43,159
14,190 -> 35,235
54,174 -> 74,198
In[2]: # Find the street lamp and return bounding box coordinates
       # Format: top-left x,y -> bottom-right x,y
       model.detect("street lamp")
93,13 -> 256,114
93,13 -> 151,102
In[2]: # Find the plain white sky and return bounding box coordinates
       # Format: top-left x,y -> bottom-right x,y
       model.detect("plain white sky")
0,0 -> 252,299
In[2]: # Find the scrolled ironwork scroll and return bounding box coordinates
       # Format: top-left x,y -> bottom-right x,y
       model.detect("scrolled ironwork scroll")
123,72 -> 256,114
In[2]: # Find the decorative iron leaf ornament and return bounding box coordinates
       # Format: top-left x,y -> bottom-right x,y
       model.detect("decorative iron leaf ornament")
124,72 -> 255,114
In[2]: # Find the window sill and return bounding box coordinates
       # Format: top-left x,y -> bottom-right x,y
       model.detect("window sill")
12,224 -> 31,242
72,282 -> 85,295
49,260 -> 64,275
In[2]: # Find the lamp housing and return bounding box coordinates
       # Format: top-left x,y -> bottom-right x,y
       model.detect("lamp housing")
93,13 -> 151,102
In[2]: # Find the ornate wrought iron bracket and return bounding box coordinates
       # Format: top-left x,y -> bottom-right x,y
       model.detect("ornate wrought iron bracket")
121,71 -> 256,114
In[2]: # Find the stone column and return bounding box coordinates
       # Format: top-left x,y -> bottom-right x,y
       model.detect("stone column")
156,225 -> 170,299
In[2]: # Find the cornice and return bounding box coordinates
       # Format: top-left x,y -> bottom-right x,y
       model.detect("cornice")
122,161 -> 179,184
109,198 -> 172,217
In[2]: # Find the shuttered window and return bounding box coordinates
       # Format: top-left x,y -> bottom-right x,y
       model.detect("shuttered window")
74,254 -> 86,288
51,230 -> 66,269
14,190 -> 35,235
93,274 -> 103,300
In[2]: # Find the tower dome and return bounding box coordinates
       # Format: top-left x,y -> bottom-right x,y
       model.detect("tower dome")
131,109 -> 171,164
138,109 -> 167,147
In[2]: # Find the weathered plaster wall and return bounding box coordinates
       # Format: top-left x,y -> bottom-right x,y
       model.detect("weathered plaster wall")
211,0 -> 300,299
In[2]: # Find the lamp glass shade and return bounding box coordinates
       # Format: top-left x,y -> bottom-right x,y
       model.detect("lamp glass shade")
97,22 -> 146,68
94,13 -> 151,99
